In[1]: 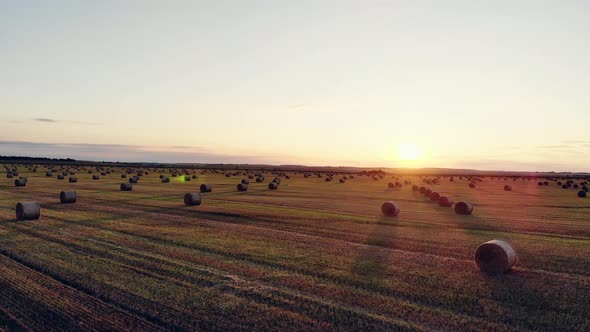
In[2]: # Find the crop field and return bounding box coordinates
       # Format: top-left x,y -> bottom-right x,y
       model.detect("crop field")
0,166 -> 589,331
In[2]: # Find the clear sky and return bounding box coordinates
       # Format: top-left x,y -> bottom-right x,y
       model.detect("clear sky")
1,1 -> 589,171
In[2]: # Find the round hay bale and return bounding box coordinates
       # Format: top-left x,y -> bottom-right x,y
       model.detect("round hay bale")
184,193 -> 202,206
120,183 -> 133,191
469,183 -> 476,188
388,182 -> 395,188
429,192 -> 440,201
57,175 -> 65,180
381,201 -> 401,217
544,181 -> 549,185
161,177 -> 170,183
200,184 -> 213,193
475,239 -> 517,274
578,190 -> 587,198
424,189 -> 433,197
129,177 -> 138,184
268,182 -> 279,190
184,176 -> 191,181
92,175 -> 100,180
573,184 -> 579,189
562,184 -> 568,189
419,186 -> 426,193
60,191 -> 77,204
16,202 -> 40,220
237,183 -> 248,192
455,201 -> 474,215
14,179 -> 27,187
121,174 -> 127,178
339,178 -> 346,183
241,179 -> 250,185
438,196 -> 453,207
504,185 -> 512,191
69,177 -> 78,183
192,175 -> 198,179
6,173 -> 13,178
46,172 -> 53,177
412,185 -> 419,191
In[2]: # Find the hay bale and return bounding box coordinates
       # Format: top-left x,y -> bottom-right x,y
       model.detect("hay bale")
339,178 -> 346,183
268,182 -> 279,190
184,176 -> 191,181
16,202 -> 41,220
381,201 -> 401,217
469,183 -> 476,188
121,174 -> 127,178
120,183 -> 133,191
438,196 -> 453,207
388,182 -> 395,188
57,175 -> 65,180
200,184 -> 213,193
69,177 -> 78,183
93,175 -> 100,180
475,240 -> 517,274
455,201 -> 474,215
256,177 -> 265,183
412,185 -> 419,191
6,172 -> 13,178
184,193 -> 202,206
424,189 -> 432,197
429,192 -> 440,201
504,185 -> 512,191
46,172 -> 53,177
129,177 -> 138,184
578,190 -> 587,198
241,179 -> 250,185
562,184 -> 568,189
237,183 -> 248,192
161,177 -> 170,183
60,191 -> 77,204
419,186 -> 426,193
14,179 -> 27,187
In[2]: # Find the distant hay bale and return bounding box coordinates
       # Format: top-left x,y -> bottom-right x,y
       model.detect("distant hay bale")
412,185 -> 419,191
388,182 -> 395,188
325,177 -> 332,182
268,182 -> 279,190
429,192 -> 440,201
69,177 -> 78,183
544,181 -> 549,185
256,177 -> 265,183
424,189 -> 432,197
60,191 -> 77,204
561,184 -> 568,189
578,190 -> 587,198
6,172 -> 13,178
184,176 -> 191,181
419,186 -> 426,193
241,179 -> 250,185
120,183 -> 133,191
504,185 -> 512,191
339,178 -> 346,183
237,183 -> 248,192
14,179 -> 27,187
57,175 -> 65,180
184,193 -> 202,206
200,184 -> 213,193
381,201 -> 401,217
93,175 -> 100,180
475,240 -> 517,274
192,175 -> 198,179
16,202 -> 41,220
573,184 -> 579,189
46,172 -> 53,177
121,174 -> 127,178
161,177 -> 170,183
455,201 -> 474,215
438,196 -> 453,207
469,183 -> 476,188
129,177 -> 138,184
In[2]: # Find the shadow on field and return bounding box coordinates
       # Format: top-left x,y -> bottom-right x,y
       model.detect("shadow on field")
351,217 -> 397,287
475,268 -> 589,330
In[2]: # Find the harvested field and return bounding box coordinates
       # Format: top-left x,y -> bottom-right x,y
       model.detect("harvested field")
0,168 -> 589,331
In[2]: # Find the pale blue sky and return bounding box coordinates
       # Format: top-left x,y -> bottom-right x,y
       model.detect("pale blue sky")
1,1 -> 589,171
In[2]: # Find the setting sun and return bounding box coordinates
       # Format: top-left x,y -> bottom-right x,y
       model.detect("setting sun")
397,143 -> 422,161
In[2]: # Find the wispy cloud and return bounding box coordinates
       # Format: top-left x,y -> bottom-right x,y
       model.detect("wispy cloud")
33,118 -> 57,123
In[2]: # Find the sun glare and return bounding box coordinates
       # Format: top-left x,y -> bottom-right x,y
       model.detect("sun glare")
397,143 -> 422,161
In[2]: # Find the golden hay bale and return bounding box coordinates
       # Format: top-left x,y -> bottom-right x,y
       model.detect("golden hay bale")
268,182 -> 279,190
438,196 -> 453,207
69,177 -> 78,183
381,201 -> 401,217
237,183 -> 248,192
475,240 -> 517,274
16,202 -> 40,220
504,185 -> 512,191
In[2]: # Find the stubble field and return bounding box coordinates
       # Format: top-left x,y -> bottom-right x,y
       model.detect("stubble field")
0,166 -> 589,331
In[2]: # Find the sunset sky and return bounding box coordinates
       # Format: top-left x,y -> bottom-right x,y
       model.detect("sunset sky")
1,1 -> 589,171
